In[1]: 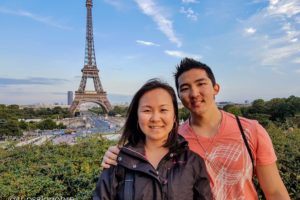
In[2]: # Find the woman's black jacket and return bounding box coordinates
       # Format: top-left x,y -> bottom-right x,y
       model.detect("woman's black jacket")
93,135 -> 212,200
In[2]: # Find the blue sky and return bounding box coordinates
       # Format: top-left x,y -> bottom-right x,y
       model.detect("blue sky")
0,0 -> 299,105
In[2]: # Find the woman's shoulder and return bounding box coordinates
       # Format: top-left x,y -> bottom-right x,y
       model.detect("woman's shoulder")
174,136 -> 205,164
185,149 -> 205,163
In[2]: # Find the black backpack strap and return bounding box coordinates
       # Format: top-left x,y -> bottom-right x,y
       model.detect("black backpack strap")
236,115 -> 255,175
124,170 -> 134,200
236,116 -> 267,198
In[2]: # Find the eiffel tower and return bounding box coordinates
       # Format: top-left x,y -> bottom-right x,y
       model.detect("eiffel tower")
70,0 -> 112,115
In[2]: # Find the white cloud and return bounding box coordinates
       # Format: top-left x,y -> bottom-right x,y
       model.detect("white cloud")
261,43 -> 300,65
270,0 -> 279,5
270,66 -> 286,75
267,0 -> 300,18
182,0 -> 199,3
103,0 -> 124,10
282,22 -> 299,42
180,7 -> 198,21
0,7 -> 71,30
136,40 -> 160,46
134,0 -> 182,47
238,0 -> 300,67
124,55 -> 140,60
295,69 -> 300,74
164,50 -> 201,59
290,38 -> 298,42
250,0 -> 269,3
244,27 -> 256,35
282,22 -> 291,31
292,57 -> 300,63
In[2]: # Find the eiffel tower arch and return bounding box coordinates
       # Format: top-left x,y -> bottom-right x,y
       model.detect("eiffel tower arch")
70,0 -> 112,115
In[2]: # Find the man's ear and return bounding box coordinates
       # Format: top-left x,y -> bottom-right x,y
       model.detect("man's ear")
213,83 -> 220,96
177,91 -> 182,100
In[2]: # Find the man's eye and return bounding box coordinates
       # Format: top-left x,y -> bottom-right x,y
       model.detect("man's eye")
180,88 -> 188,92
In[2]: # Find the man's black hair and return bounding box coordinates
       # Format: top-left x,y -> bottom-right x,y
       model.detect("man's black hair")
174,57 -> 216,91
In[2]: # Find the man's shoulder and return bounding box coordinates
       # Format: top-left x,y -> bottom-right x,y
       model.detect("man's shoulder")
178,120 -> 190,136
222,111 -> 268,144
222,110 -> 259,128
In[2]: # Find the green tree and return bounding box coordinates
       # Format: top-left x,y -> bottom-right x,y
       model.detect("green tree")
250,99 -> 266,114
287,95 -> 300,115
0,104 -> 6,110
0,136 -> 116,199
178,107 -> 190,121
37,119 -> 57,130
108,106 -> 128,117
0,119 -> 21,137
19,120 -> 29,130
223,105 -> 242,116
266,98 -> 294,122
92,107 -> 105,115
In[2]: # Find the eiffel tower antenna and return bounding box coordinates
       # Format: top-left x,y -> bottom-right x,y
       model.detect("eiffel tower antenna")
70,0 -> 112,115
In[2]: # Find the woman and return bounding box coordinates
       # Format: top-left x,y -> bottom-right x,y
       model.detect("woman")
93,79 -> 212,200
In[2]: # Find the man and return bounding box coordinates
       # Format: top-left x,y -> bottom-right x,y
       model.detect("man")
102,58 -> 290,199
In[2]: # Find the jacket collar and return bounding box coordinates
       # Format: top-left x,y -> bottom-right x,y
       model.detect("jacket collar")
121,134 -> 188,159
116,135 -> 188,180
117,135 -> 188,166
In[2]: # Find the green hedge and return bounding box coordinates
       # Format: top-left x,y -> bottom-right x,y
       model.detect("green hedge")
0,127 -> 299,199
0,135 -> 116,199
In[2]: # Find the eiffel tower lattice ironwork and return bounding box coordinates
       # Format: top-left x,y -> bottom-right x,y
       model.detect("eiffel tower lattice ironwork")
70,0 -> 112,114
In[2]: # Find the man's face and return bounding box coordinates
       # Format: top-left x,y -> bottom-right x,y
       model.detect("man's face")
177,68 -> 219,116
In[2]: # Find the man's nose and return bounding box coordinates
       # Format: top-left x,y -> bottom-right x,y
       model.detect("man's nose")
189,87 -> 199,97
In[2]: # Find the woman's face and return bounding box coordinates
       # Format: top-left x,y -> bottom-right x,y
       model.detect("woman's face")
137,88 -> 175,145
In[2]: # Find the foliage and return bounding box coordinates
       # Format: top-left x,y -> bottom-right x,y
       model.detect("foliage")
266,125 -> 300,199
0,127 -> 298,199
36,119 -> 66,130
0,136 -> 116,199
224,96 -> 300,128
89,105 -> 128,117
89,107 -> 105,115
244,113 -> 272,127
0,105 -> 70,137
108,105 -> 128,117
0,119 -> 22,138
0,96 -> 299,198
178,107 -> 190,121
223,105 -> 242,116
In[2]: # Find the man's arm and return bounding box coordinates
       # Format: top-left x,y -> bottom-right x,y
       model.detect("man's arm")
101,145 -> 120,168
256,163 -> 290,200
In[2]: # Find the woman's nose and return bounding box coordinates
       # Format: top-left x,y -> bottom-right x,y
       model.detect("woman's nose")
150,112 -> 160,121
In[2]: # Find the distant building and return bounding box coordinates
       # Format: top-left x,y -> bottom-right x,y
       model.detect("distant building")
67,91 -> 73,105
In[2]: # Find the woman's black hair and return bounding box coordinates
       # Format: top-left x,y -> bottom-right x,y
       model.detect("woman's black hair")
119,79 -> 179,149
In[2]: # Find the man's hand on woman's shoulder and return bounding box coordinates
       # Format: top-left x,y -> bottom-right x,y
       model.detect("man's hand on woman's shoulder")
101,145 -> 120,168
